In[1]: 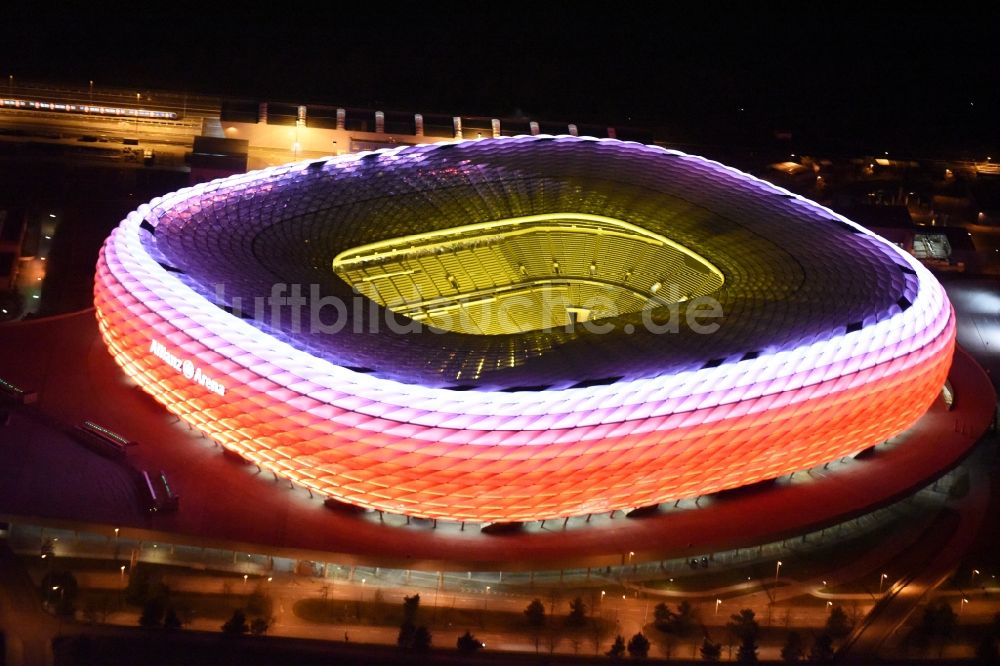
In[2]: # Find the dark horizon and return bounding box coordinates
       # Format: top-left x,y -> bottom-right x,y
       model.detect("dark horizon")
3,6 -> 999,155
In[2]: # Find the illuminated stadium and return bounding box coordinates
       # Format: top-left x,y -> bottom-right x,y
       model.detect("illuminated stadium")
93,135 -> 956,524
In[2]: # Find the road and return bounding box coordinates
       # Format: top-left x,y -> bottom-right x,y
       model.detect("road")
837,276 -> 1000,661
56,565 -> 852,659
839,457 -> 991,659
0,545 -> 57,666
0,111 -> 202,145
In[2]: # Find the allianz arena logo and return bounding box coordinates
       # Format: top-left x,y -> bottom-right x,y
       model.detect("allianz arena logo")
149,339 -> 226,396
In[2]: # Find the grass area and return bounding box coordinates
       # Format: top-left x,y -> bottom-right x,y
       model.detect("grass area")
61,558 -> 273,627
293,597 -> 615,636
75,587 -> 257,623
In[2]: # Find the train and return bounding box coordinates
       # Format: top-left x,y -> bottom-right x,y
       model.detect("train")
1,96 -> 178,120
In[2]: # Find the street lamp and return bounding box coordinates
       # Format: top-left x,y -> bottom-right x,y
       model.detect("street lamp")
715,598 -> 722,615
775,561 -> 783,582
485,586 -> 490,611
135,93 -> 141,140
972,569 -> 980,586
960,598 -> 969,616
600,590 -> 606,604
50,585 -> 65,607
118,565 -> 127,607
879,573 -> 888,595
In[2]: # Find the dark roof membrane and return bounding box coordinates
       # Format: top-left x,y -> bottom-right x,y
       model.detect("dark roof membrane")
143,137 -> 917,390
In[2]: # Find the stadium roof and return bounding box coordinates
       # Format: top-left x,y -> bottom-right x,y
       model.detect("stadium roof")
139,136 -> 918,390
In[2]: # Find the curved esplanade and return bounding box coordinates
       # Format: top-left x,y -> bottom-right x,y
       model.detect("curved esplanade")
94,136 -> 955,522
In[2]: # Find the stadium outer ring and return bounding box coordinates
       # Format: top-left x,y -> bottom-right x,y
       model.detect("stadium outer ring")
93,136 -> 956,524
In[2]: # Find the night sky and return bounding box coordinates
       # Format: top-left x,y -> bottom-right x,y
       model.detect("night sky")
4,5 -> 998,155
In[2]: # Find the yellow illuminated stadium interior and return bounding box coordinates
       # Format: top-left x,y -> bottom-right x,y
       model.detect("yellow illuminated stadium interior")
332,213 -> 725,335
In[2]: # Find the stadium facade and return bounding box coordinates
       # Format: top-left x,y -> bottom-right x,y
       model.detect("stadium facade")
94,136 -> 955,523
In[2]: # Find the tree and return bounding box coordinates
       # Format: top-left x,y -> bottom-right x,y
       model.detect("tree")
590,616 -> 611,655
525,598 -> 546,654
545,625 -> 560,655
567,597 -> 587,627
781,631 -> 804,663
607,634 -> 625,657
124,564 -> 152,605
524,598 -> 546,627
727,608 -> 760,643
398,594 -> 424,649
413,625 -> 432,651
249,617 -> 270,636
921,601 -> 957,638
673,601 -> 697,636
808,633 -> 835,663
398,621 -> 431,651
222,609 -> 249,635
163,607 -> 183,630
653,601 -> 696,635
457,630 -> 483,653
139,596 -> 167,628
975,635 -> 998,665
736,635 -> 758,663
825,604 -> 852,639
402,594 -> 421,624
655,632 -> 674,659
653,602 -> 676,631
627,632 -> 650,658
42,570 -> 79,616
915,601 -> 957,656
398,621 -> 416,648
701,636 -> 722,661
